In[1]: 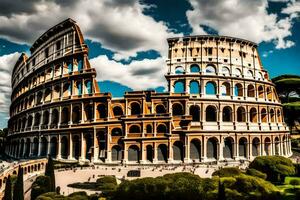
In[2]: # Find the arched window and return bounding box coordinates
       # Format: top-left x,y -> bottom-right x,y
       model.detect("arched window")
111,128 -> 122,136
247,70 -> 254,78
97,104 -> 106,118
44,88 -> 51,102
129,125 -> 141,133
235,68 -> 242,77
43,111 -> 49,125
222,66 -> 230,76
157,124 -> 167,133
189,105 -> 200,122
77,57 -> 83,71
247,84 -> 255,97
206,65 -> 216,73
51,109 -> 59,124
34,113 -> 41,126
270,109 -> 275,123
206,106 -> 217,122
277,109 -> 282,123
261,108 -> 267,123
175,66 -> 184,74
174,80 -> 185,93
234,83 -> 243,96
250,108 -> 257,122
85,105 -> 93,121
190,81 -> 200,94
267,87 -> 272,101
72,106 -> 81,123
172,103 -> 184,116
205,82 -> 216,95
155,104 -> 166,114
258,86 -> 264,98
113,106 -> 123,116
237,107 -> 246,122
130,102 -> 141,115
259,72 -> 263,80
190,64 -> 200,73
146,124 -> 152,133
222,106 -> 232,122
85,80 -> 92,94
221,82 -> 230,96
61,107 -> 69,124
76,81 -> 82,95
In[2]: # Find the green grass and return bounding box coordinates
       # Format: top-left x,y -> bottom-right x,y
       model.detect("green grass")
276,177 -> 300,200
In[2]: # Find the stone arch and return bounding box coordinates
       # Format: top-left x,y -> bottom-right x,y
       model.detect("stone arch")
73,135 -> 81,159
51,109 -> 59,124
130,102 -> 141,115
206,105 -> 217,122
190,105 -> 200,122
190,80 -> 200,94
157,144 -> 168,162
128,145 -> 139,162
157,124 -> 167,133
155,104 -> 166,114
258,85 -> 264,98
206,64 -> 216,73
274,137 -> 280,155
19,139 -> 25,158
207,137 -> 218,159
174,80 -> 185,93
173,141 -> 184,161
247,70 -> 254,78
270,109 -> 275,123
27,115 -> 33,127
190,64 -> 200,73
247,84 -> 255,97
267,87 -> 272,101
84,134 -> 93,161
237,106 -> 246,122
85,104 -> 93,121
25,138 -> 31,158
146,124 -> 152,133
223,137 -> 234,159
252,137 -> 260,156
43,110 -> 50,125
205,81 -> 216,95
222,66 -> 230,76
264,137 -> 271,156
72,106 -> 81,123
222,106 -> 232,122
146,145 -> 153,162
175,66 -> 184,74
97,104 -> 106,119
44,88 -> 52,102
34,113 -> 41,126
61,107 -> 69,124
111,127 -> 122,136
61,136 -> 68,159
250,107 -> 257,122
234,83 -> 243,96
190,139 -> 201,161
239,137 -> 247,158
111,145 -> 122,161
50,137 -> 58,158
221,82 -> 230,96
277,109 -> 282,123
40,137 -> 48,157
129,125 -> 141,133
261,108 -> 267,123
97,131 -> 106,159
234,68 -> 242,77
113,106 -> 123,117
32,137 -> 39,157
172,103 -> 184,116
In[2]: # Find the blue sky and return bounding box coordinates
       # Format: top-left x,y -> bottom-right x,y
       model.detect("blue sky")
0,0 -> 299,128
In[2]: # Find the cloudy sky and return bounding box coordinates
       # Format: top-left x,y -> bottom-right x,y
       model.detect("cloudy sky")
0,0 -> 300,128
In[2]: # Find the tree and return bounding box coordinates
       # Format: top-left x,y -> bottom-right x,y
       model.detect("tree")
272,74 -> 300,103
4,175 -> 12,200
31,176 -> 51,200
13,165 -> 24,200
217,180 -> 226,200
45,155 -> 56,192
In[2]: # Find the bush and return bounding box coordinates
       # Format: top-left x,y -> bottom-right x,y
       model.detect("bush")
212,167 -> 242,177
31,176 -> 51,200
249,156 -> 295,183
246,168 -> 267,180
289,179 -> 300,186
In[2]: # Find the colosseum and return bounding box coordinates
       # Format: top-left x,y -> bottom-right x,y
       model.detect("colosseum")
5,18 -> 292,165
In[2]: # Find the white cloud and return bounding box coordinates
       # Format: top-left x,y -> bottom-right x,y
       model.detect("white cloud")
186,0 -> 296,49
90,55 -> 167,90
282,0 -> 300,18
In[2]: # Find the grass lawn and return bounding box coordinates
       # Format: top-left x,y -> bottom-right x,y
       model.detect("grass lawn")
276,177 -> 300,200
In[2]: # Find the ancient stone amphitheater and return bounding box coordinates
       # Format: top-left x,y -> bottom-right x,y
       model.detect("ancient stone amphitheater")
6,18 -> 292,165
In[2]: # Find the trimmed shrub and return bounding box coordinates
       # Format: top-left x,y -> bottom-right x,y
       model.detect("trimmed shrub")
246,168 -> 267,180
212,167 -> 242,177
31,176 -> 51,200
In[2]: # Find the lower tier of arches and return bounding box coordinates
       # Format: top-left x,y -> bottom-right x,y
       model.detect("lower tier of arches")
5,132 -> 292,164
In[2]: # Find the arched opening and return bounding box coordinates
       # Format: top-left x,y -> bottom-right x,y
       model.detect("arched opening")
25,138 -> 30,158
221,82 -> 230,96
267,87 -> 272,101
146,124 -> 152,133
19,139 -> 25,158
270,109 -> 275,123
111,145 -> 122,161
206,105 -> 217,122
27,115 -> 33,128
128,145 -> 139,162
252,137 -> 260,156
113,106 -> 123,117
190,139 -> 201,161
72,106 -> 81,124
247,84 -> 255,97
277,110 -> 282,123
40,137 -> 48,157
172,103 -> 184,116
130,102 -> 141,115
98,132 -> 106,158
43,111 -> 49,125
157,124 -> 167,133
129,125 -> 141,133
50,137 -> 58,158
61,136 -> 68,159
234,83 -> 243,97
206,65 -> 216,73
190,81 -> 200,94
261,108 -> 267,123
223,137 -> 234,159
247,70 -> 254,78
76,81 -> 82,95
85,80 -> 92,94
258,86 -> 264,98
44,88 -> 51,102
97,104 -> 106,119
189,105 -> 200,122
205,82 -> 216,95
111,128 -> 122,136
73,135 -> 80,160
222,66 -> 230,76
239,138 -> 247,158
36,91 -> 43,104
234,68 -> 242,77
173,141 -> 184,161
250,107 -> 257,122
275,137 -> 280,155
85,134 -> 93,161
222,106 -> 232,122
146,145 -> 153,162
61,107 -> 69,124
264,137 -> 271,156
174,80 -> 185,93
34,113 -> 41,126
85,104 -> 93,121
207,138 -> 218,159
63,82 -> 71,97
175,66 -> 184,74
190,64 -> 200,73
157,144 -> 168,162
155,104 -> 166,114
237,107 -> 246,122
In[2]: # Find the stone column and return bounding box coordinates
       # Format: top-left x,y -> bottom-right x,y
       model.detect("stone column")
153,143 -> 158,163
57,134 -> 61,159
168,139 -> 173,163
202,137 -> 207,162
93,128 -> 99,162
184,136 -> 190,163
38,138 -> 42,157
80,132 -> 85,161
140,142 -> 146,164
68,133 -> 73,159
